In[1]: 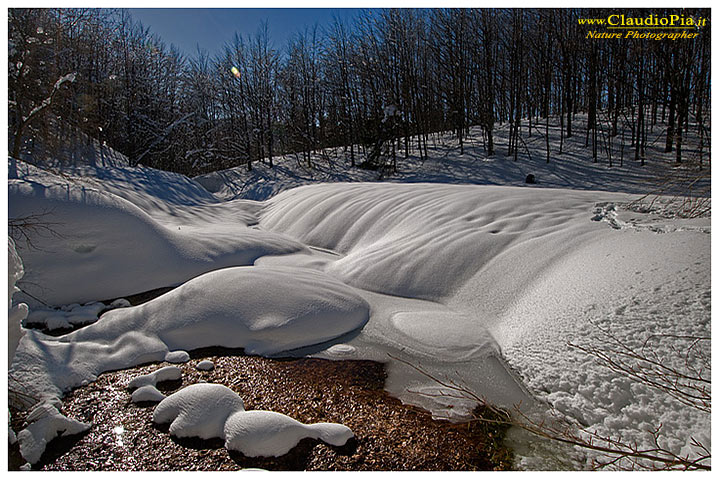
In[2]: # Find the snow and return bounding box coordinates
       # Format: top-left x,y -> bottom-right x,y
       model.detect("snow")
196,360 -> 215,371
7,116 -> 710,469
153,383 -> 245,440
22,73 -> 76,124
128,366 -> 182,389
8,237 -> 28,363
8,160 -> 305,306
131,385 -> 166,404
494,225 -> 711,468
9,265 -> 370,402
17,402 -> 90,464
164,351 -> 190,364
153,383 -> 354,457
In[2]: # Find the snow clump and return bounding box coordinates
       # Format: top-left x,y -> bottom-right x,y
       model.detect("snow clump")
153,383 -> 353,457
153,384 -> 245,440
131,385 -> 166,404
8,237 -> 28,363
165,350 -> 190,363
224,410 -> 354,457
128,366 -> 182,389
17,402 -> 90,464
196,360 -> 214,371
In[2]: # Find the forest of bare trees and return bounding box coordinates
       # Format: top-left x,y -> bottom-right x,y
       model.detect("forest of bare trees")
8,8 -> 711,176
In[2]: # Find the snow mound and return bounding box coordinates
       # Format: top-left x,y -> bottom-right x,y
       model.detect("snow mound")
10,266 -> 369,401
261,183 -> 605,301
196,360 -> 215,371
225,410 -> 354,457
153,383 -> 353,457
131,385 -> 166,404
9,160 -> 305,306
18,402 -> 90,464
128,366 -> 182,389
8,237 -> 28,363
153,384 -> 245,439
165,350 -> 190,364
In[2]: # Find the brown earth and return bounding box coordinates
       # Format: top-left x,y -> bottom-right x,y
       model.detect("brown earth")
9,349 -> 513,471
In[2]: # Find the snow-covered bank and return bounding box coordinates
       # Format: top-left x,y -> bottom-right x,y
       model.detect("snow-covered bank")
8,160 -> 305,305
10,265 -> 369,403
8,238 -> 28,363
261,183 -> 618,302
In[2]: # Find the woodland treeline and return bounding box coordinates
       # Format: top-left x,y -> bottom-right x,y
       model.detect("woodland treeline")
8,8 -> 711,176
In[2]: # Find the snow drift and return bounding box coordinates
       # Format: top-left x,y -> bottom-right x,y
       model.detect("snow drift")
10,265 -> 369,402
16,401 -> 90,465
8,237 -> 28,363
8,161 -> 305,305
261,182 -> 616,302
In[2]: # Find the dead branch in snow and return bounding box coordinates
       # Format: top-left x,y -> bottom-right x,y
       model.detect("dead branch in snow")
389,345 -> 711,471
8,210 -> 64,252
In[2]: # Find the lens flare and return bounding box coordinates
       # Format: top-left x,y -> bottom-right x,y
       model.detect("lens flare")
231,66 -> 241,79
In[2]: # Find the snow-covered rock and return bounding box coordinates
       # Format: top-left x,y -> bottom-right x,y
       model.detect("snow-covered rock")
153,383 -> 353,457
8,237 -> 28,363
131,385 -> 166,404
128,366 -> 182,390
17,402 -> 90,464
110,298 -> 131,308
224,410 -> 354,457
25,302 -> 107,331
196,360 -> 214,371
165,350 -> 190,364
153,384 -> 245,440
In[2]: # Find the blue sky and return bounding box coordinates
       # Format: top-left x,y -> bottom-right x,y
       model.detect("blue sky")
128,8 -> 363,59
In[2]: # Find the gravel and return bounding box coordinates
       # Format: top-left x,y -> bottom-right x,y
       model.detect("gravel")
9,349 -> 512,471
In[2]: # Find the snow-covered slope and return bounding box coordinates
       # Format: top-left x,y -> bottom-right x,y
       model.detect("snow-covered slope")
194,118 -> 709,202
14,116 -> 131,169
